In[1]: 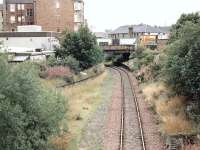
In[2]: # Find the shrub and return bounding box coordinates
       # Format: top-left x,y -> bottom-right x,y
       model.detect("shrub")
0,58 -> 67,150
62,56 -> 80,74
130,48 -> 158,71
169,12 -> 200,43
47,56 -> 59,67
163,22 -> 200,100
47,55 -> 80,74
47,66 -> 72,79
56,26 -> 104,70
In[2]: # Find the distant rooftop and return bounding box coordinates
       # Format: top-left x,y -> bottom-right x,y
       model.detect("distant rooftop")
110,24 -> 171,34
94,32 -> 108,38
5,0 -> 34,4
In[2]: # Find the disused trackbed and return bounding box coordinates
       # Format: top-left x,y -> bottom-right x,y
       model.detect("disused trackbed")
109,66 -> 146,150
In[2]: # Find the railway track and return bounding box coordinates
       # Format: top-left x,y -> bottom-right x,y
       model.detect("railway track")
109,66 -> 146,150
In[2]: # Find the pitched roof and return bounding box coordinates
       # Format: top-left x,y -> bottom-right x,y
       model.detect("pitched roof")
110,24 -> 171,34
5,0 -> 34,4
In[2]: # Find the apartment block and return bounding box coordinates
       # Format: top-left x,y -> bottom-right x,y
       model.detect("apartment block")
35,0 -> 74,32
74,0 -> 84,31
3,0 -> 34,31
2,0 -> 85,32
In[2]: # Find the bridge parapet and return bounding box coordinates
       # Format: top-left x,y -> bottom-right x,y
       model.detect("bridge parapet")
101,45 -> 135,53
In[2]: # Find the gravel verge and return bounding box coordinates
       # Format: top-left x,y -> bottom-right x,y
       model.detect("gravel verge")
130,72 -> 165,150
78,70 -> 114,150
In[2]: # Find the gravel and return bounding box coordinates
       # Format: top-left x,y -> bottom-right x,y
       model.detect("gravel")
78,70 -> 114,150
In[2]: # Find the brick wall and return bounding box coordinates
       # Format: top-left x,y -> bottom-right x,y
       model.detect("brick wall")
35,0 -> 74,32
4,3 -> 34,31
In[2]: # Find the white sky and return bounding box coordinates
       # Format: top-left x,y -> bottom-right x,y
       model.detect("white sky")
1,0 -> 199,32
84,0 -> 200,32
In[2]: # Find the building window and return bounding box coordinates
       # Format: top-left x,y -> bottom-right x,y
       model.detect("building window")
74,2 -> 82,11
28,21 -> 33,25
17,16 -> 25,23
18,4 -> 24,10
74,12 -> 82,22
56,2 -> 60,9
22,16 -> 25,22
10,4 -> 15,12
10,16 -> 15,23
18,16 -> 21,22
27,9 -> 33,16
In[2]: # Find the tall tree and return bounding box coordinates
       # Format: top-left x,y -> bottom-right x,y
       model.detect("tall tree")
56,26 -> 104,70
168,12 -> 200,43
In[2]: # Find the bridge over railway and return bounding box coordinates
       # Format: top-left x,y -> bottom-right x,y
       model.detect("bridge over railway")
101,45 -> 136,54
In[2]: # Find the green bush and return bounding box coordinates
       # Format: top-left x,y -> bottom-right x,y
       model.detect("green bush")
169,12 -> 200,43
62,56 -> 80,74
163,22 -> 200,100
56,26 -> 104,70
47,56 -> 59,67
130,48 -> 158,70
0,58 -> 67,150
47,55 -> 80,74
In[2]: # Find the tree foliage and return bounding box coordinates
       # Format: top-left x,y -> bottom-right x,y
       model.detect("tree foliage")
130,47 -> 158,69
169,12 -> 200,43
56,26 -> 104,70
0,58 -> 66,150
164,21 -> 200,100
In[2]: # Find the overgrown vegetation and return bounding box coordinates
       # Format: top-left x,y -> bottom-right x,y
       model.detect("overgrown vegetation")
129,46 -> 159,82
129,12 -> 200,135
168,12 -> 200,44
164,21 -> 200,100
60,72 -> 110,149
47,56 -> 80,74
0,57 -> 67,150
55,26 -> 104,71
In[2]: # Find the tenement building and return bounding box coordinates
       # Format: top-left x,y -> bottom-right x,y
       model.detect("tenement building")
2,0 -> 85,32
3,0 -> 35,31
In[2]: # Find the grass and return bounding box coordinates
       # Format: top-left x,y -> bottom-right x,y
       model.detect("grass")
51,71 -> 110,150
142,82 -> 193,135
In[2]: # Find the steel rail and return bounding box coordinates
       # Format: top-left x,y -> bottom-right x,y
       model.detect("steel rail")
108,66 -> 125,150
118,67 -> 146,150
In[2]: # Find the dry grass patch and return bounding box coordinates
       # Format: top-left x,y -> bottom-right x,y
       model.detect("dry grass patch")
161,115 -> 192,134
142,82 -> 193,135
142,82 -> 167,105
156,96 -> 185,116
62,71 -> 108,149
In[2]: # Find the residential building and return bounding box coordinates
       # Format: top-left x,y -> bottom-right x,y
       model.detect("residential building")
95,32 -> 111,46
74,0 -> 84,31
108,24 -> 170,49
109,24 -> 170,38
35,0 -> 74,32
3,0 -> 35,31
2,0 -> 85,32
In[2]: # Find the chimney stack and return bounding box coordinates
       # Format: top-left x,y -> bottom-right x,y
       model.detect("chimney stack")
128,26 -> 133,38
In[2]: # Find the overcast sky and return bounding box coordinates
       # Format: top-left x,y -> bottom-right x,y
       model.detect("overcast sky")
85,0 -> 200,32
1,0 -> 199,32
